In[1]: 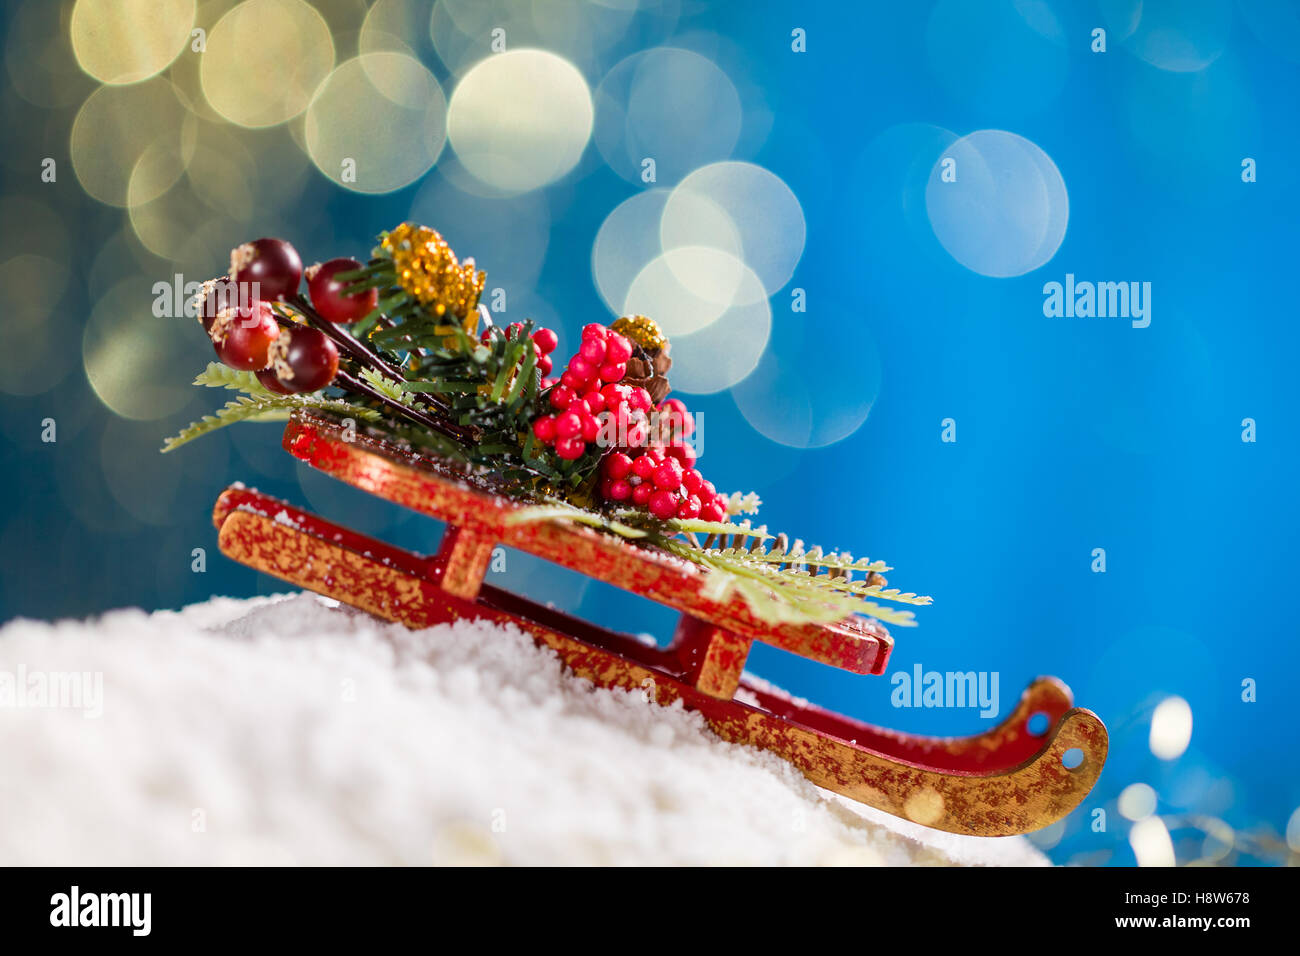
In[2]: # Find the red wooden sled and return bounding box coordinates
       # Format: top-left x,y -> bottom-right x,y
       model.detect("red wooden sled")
213,410 -> 1107,837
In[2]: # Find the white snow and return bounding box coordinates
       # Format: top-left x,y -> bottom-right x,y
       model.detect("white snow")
0,593 -> 1046,866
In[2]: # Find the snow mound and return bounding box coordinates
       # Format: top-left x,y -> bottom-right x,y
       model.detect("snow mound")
0,594 -> 1045,866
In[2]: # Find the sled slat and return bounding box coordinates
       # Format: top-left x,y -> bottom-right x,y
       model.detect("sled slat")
282,412 -> 892,676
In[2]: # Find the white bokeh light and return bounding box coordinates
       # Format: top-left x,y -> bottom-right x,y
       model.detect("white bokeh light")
658,260 -> 771,395
304,53 -> 447,194
592,189 -> 668,315
447,49 -> 593,195
1149,696 -> 1193,760
662,161 -> 805,295
594,48 -> 742,185
623,247 -> 752,339
926,129 -> 1068,278
200,0 -> 335,129
1129,816 -> 1176,867
70,0 -> 195,86
1118,782 -> 1157,821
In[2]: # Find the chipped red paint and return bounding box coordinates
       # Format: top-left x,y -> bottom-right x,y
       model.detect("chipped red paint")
211,411 -> 1108,836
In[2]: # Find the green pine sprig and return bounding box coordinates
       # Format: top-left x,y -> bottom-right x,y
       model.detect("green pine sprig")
507,503 -> 931,628
161,394 -> 381,453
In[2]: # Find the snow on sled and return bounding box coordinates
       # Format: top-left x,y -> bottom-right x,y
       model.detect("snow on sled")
213,409 -> 1108,838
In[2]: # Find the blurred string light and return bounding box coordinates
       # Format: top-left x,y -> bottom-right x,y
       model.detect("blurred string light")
447,49 -> 593,195
925,129 -> 1069,278
1100,0 -> 1231,72
1129,816 -> 1177,866
1118,782 -> 1158,821
70,0 -> 195,85
305,53 -> 447,194
201,0 -> 334,128
593,47 -> 742,185
70,78 -> 197,207
1150,695 -> 1193,760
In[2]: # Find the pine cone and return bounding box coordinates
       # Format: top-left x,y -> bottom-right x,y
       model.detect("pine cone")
611,315 -> 672,403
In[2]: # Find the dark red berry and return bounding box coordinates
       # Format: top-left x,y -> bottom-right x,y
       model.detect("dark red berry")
230,237 -> 302,302
270,325 -> 339,393
255,367 -> 293,395
196,277 -> 240,334
213,301 -> 280,371
306,257 -> 377,324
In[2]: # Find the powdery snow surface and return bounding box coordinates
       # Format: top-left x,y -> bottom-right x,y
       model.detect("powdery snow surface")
0,594 -> 1046,866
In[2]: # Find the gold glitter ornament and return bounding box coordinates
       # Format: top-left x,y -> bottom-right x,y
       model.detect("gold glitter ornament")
611,314 -> 668,351
380,223 -> 486,328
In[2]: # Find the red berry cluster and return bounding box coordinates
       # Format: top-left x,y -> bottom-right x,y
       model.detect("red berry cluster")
203,238 -> 381,394
598,402 -> 726,522
531,323 -> 726,523
531,323 -> 638,460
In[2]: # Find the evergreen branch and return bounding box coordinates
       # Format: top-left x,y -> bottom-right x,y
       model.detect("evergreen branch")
506,504 -> 648,539
161,395 -> 380,453
359,368 -> 424,408
508,502 -> 924,627
193,362 -> 276,396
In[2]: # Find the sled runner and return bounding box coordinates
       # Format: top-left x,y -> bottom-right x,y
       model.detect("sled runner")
214,410 -> 1108,837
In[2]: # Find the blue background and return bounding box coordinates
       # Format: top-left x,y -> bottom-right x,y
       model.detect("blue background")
0,0 -> 1295,864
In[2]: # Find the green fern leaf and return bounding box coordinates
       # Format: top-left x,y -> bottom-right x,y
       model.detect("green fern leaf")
192,362 -> 275,396
161,395 -> 380,453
